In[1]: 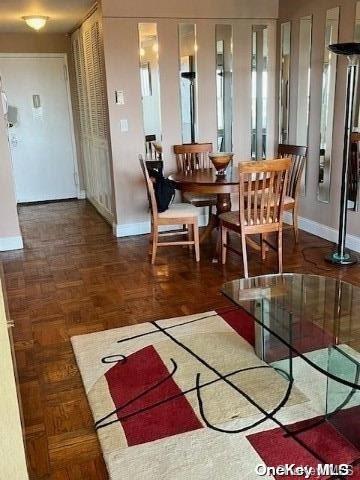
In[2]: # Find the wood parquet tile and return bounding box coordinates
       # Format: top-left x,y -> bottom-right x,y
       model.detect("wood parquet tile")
1,199 -> 359,479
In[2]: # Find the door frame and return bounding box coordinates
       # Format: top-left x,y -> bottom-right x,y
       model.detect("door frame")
0,52 -> 82,201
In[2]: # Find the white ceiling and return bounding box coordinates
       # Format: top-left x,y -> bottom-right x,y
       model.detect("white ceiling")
0,0 -> 95,33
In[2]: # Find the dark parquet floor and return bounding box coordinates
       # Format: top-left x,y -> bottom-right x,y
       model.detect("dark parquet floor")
0,200 -> 359,479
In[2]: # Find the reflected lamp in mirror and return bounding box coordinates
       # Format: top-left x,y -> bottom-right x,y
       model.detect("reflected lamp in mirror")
251,25 -> 268,160
179,24 -> 198,144
350,3 -> 360,212
279,22 -> 291,145
215,25 -> 233,153
318,7 -> 340,203
138,23 -> 162,158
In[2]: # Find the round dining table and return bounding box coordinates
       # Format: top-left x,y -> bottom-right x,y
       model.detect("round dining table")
169,167 -> 240,244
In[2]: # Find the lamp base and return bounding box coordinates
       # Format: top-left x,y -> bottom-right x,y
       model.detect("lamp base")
325,250 -> 358,266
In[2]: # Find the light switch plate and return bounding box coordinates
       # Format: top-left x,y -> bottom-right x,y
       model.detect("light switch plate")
120,119 -> 128,132
115,90 -> 125,105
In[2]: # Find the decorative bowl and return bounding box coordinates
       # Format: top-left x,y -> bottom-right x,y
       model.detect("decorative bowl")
209,152 -> 234,176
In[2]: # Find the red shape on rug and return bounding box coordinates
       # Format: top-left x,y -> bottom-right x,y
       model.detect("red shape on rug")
247,415 -> 360,479
217,307 -> 255,346
105,345 -> 202,446
328,405 -> 360,450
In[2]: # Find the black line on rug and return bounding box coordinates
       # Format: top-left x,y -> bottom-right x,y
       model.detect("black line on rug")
116,307 -> 239,345
151,319 -> 327,464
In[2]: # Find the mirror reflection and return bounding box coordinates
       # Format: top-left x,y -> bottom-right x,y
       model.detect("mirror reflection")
355,1 -> 360,42
215,25 -> 233,152
296,15 -> 312,195
354,2 -> 360,130
348,2 -> 360,211
251,25 -> 268,159
279,22 -> 291,144
138,23 -> 162,158
179,24 -> 198,144
318,7 -> 339,203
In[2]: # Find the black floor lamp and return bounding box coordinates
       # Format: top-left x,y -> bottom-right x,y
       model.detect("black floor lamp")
326,43 -> 360,266
181,71 -> 196,144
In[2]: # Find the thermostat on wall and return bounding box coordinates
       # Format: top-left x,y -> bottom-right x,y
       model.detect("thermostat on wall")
115,90 -> 125,105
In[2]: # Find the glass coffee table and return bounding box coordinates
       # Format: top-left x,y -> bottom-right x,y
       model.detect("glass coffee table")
222,273 -> 360,449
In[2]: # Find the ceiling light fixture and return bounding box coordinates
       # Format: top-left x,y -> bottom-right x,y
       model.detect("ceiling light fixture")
22,16 -> 49,31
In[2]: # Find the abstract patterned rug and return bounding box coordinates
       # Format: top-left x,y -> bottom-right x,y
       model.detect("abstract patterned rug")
71,308 -> 360,479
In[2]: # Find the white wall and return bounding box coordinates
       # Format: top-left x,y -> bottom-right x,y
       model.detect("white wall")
101,0 -> 279,19
0,100 -> 23,251
0,275 -> 28,479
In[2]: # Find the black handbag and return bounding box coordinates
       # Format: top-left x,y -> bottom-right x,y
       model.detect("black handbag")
147,167 -> 175,213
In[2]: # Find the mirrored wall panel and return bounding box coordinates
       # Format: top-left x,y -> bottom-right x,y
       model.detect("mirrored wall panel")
179,24 -> 198,144
318,7 -> 340,203
279,22 -> 291,144
215,25 -> 233,152
354,2 -> 360,130
252,25 -> 268,159
138,23 -> 162,158
349,2 -> 360,211
355,1 -> 360,42
296,15 -> 312,194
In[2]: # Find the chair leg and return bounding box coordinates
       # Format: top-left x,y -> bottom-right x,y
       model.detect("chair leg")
193,220 -> 200,262
261,234 -> 266,261
151,229 -> 158,265
149,223 -> 153,255
278,229 -> 283,273
221,226 -> 228,265
207,205 -> 212,225
188,224 -> 193,250
241,233 -> 249,278
293,208 -> 299,244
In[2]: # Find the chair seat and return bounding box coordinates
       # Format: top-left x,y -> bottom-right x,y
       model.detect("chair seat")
283,195 -> 295,208
183,192 -> 217,207
158,203 -> 200,219
219,210 -> 277,227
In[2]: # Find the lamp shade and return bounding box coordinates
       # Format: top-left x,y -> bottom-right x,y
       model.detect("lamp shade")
181,71 -> 196,81
328,42 -> 360,56
22,16 -> 49,31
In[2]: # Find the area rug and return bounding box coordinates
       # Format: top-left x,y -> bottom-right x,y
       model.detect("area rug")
71,308 -> 360,479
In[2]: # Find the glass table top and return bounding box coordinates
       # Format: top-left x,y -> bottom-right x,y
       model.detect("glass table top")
222,273 -> 360,390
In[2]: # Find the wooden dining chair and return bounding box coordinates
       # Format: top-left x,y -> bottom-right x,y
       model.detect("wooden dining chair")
219,158 -> 291,278
173,143 -> 216,217
139,156 -> 200,265
277,144 -> 308,243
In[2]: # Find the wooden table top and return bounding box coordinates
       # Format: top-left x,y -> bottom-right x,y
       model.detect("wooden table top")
169,168 -> 240,186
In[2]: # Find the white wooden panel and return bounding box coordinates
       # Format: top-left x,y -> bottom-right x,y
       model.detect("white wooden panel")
72,11 -> 114,223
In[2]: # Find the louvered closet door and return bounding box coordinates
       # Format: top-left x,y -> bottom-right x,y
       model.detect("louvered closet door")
72,15 -> 114,223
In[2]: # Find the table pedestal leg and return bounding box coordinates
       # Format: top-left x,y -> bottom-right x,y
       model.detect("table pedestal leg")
199,193 -> 232,244
214,194 -> 232,261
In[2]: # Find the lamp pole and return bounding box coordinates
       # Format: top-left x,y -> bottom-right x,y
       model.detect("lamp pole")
326,43 -> 360,266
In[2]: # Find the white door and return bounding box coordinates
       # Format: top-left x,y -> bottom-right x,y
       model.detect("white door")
0,55 -> 78,202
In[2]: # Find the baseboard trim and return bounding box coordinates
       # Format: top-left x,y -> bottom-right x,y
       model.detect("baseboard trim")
283,212 -> 360,253
113,212 -> 360,253
0,235 -> 23,251
113,214 -> 209,238
77,189 -> 86,200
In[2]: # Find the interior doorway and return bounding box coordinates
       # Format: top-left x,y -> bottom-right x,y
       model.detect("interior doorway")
0,54 -> 79,203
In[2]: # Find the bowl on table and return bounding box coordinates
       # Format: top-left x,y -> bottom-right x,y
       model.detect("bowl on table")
209,152 -> 234,176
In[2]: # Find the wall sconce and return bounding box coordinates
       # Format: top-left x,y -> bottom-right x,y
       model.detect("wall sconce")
22,16 -> 49,31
